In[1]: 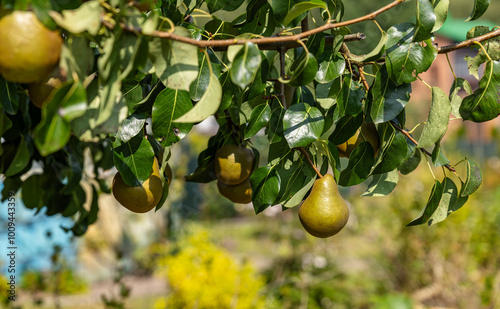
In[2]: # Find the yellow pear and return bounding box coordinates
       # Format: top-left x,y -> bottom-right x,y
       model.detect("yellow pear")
217,178 -> 252,204
337,122 -> 379,158
298,174 -> 349,238
214,145 -> 254,185
0,11 -> 62,83
112,157 -> 163,213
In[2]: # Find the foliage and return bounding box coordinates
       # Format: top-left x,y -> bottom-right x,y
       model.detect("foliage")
0,0 -> 498,235
153,226 -> 267,309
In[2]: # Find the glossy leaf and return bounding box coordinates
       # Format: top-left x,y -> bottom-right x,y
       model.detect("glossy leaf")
230,42 -> 262,89
460,61 -> 500,123
349,30 -> 387,63
418,87 -> 451,148
329,112 -> 363,145
268,0 -> 295,23
431,138 -> 450,167
112,134 -> 155,186
361,170 -> 399,197
281,52 -> 318,87
466,0 -> 490,21
461,159 -> 482,196
368,65 -> 412,124
338,141 -> 375,186
337,74 -> 364,117
268,104 -> 285,143
251,166 -> 281,214
283,103 -> 325,148
116,113 -> 147,143
372,130 -> 407,175
464,27 -> 500,79
398,143 -> 421,175
315,53 -> 345,84
152,88 -> 194,146
283,0 -> 326,26
244,103 -> 272,139
190,51 -> 213,102
165,27 -> 199,91
385,22 -> 437,85
413,0 -> 436,42
174,74 -> 222,123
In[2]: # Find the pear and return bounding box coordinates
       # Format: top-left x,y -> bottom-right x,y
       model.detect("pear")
337,122 -> 379,158
298,174 -> 349,238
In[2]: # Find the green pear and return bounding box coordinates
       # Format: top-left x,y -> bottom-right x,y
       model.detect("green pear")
298,174 -> 349,238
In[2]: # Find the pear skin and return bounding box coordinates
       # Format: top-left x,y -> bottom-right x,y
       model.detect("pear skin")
298,174 -> 349,238
337,122 -> 379,158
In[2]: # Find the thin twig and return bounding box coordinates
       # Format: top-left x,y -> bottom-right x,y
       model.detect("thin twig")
107,0 -> 405,48
390,121 -> 456,173
358,66 -> 370,91
297,147 -> 323,178
438,28 -> 500,54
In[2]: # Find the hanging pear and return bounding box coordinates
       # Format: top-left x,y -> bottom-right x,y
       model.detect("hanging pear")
298,174 -> 349,238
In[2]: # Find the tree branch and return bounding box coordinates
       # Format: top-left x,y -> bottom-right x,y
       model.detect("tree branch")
389,121 -> 456,173
296,147 -> 323,178
110,0 -> 404,48
438,28 -> 500,54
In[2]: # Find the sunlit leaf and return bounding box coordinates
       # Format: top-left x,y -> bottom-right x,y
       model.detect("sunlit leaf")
244,103 -> 272,139
461,159 -> 482,196
361,170 -> 399,197
283,103 -> 325,148
283,0 -> 326,26
338,141 -> 375,186
418,87 -> 451,148
466,0 -> 490,21
413,0 -> 436,42
251,166 -> 281,213
230,42 -> 262,89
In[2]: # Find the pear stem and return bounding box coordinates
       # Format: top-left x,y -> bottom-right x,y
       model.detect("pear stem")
297,147 -> 323,178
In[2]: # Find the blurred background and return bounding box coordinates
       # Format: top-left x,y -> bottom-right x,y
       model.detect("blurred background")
1,0 -> 500,308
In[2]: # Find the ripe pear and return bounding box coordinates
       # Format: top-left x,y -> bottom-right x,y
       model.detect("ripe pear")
298,174 -> 349,238
214,145 -> 254,185
337,122 -> 379,158
112,157 -> 163,213
217,178 -> 252,204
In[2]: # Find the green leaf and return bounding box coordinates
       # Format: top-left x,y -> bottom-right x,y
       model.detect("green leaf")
112,134 -> 155,186
0,77 -> 19,115
466,0 -> 490,21
268,104 -> 285,143
315,52 -> 345,84
268,0 -> 295,24
283,103 -> 325,148
281,52 -> 318,87
244,103 -> 272,139
418,87 -> 451,148
116,113 -> 147,143
152,88 -> 194,146
337,74 -> 364,117
34,82 -> 86,156
413,0 -> 436,42
283,0 -> 326,26
164,27 -> 199,91
407,179 -> 443,226
368,65 -> 411,124
49,1 -> 103,35
230,42 -> 262,89
372,131 -> 407,175
460,60 -> 500,122
251,166 -> 281,214
386,22 -> 437,85
275,159 -> 316,208
4,135 -> 31,177
464,26 -> 500,79
431,138 -> 450,167
361,170 -> 399,197
0,109 -> 13,136
338,141 -> 375,186
206,0 -> 245,12
190,50 -> 213,102
428,177 -> 458,225
432,0 -> 449,32
204,18 -> 240,40
174,74 -> 222,123
349,31 -> 387,63
461,159 -> 482,196
449,78 -> 473,118
21,174 -> 46,210
398,143 -> 421,175
60,35 -> 94,82
328,112 -> 363,145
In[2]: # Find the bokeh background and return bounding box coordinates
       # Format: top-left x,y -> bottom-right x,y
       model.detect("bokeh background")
1,0 -> 500,308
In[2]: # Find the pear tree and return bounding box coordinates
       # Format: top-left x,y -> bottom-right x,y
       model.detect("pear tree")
0,0 -> 495,236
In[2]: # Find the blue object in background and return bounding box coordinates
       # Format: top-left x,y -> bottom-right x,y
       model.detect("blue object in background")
0,182 -> 78,277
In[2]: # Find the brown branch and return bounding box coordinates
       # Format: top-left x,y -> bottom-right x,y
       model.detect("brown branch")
110,0 -> 404,48
438,28 -> 500,54
390,121 -> 456,173
358,66 -> 370,91
297,147 -> 323,178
